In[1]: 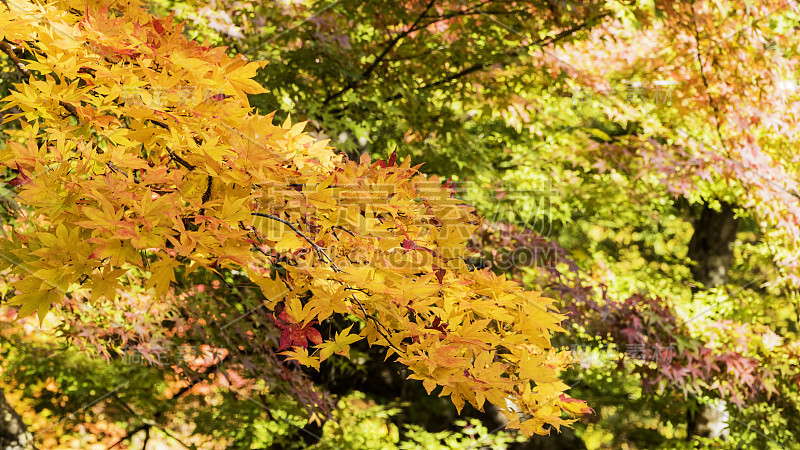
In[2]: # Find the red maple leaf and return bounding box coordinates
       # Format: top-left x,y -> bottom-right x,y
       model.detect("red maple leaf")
425,316 -> 449,334
7,163 -> 31,186
207,93 -> 234,102
433,265 -> 446,284
375,150 -> 398,168
272,310 -> 322,350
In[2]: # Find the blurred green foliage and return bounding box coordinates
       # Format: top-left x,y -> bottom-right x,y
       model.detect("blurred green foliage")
3,0 -> 800,448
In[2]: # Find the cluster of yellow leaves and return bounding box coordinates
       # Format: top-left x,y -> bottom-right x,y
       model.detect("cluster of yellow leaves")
0,0 -> 588,436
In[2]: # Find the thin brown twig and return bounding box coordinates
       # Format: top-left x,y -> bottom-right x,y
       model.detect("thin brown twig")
150,423 -> 192,449
689,6 -> 730,159
107,424 -> 148,449
251,212 -> 404,355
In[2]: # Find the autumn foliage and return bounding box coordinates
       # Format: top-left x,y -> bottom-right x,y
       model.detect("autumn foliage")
0,0 -> 588,436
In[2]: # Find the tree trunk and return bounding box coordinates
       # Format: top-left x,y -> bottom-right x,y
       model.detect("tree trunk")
687,201 -> 739,290
685,201 -> 739,440
0,389 -> 33,450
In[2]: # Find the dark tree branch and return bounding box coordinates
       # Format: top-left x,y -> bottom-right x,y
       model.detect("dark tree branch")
430,0 -> 527,21
141,426 -> 150,450
0,388 -> 34,450
322,0 -> 438,106
167,151 -> 196,171
386,13 -> 607,102
107,424 -> 148,449
0,42 -> 31,78
150,425 -> 192,449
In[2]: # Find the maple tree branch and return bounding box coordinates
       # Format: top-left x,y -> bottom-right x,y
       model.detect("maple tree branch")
5,35 -> 186,136
142,426 -> 151,449
110,393 -> 140,418
331,225 -> 355,237
682,7 -> 800,204
149,424 -> 192,449
167,151 -> 196,171
108,353 -> 253,450
431,5 -> 527,20
106,162 -> 128,177
251,212 -> 404,355
107,424 -> 149,449
0,40 -> 82,123
0,41 -> 30,78
99,93 -> 200,172
201,175 -> 213,203
322,0 -> 438,106
688,8 -> 731,159
252,213 -> 329,262
168,355 -> 229,400
243,222 -> 272,253
385,13 -> 606,102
